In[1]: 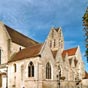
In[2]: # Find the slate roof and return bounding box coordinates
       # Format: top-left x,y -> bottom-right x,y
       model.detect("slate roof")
8,44 -> 43,62
5,25 -> 38,47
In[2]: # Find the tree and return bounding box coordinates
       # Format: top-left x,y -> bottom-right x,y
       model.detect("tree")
83,7 -> 88,62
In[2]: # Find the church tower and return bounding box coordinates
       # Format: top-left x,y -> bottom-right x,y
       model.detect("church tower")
46,27 -> 64,52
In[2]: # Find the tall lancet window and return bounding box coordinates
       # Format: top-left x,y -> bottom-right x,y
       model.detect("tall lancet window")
14,64 -> 16,72
28,61 -> 34,77
54,39 -> 56,47
50,40 -> 52,48
46,62 -> 51,79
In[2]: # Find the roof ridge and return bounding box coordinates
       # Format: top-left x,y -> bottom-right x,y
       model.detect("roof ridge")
5,24 -> 38,43
14,44 -> 42,54
25,43 -> 43,48
64,47 -> 78,51
4,24 -> 39,47
62,47 -> 78,57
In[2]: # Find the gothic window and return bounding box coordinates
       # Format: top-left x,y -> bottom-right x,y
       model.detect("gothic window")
52,30 -> 54,38
54,39 -> 56,47
14,64 -> 16,72
21,65 -> 24,80
28,61 -> 34,77
0,49 -> 1,64
46,62 -> 51,79
50,41 -> 52,48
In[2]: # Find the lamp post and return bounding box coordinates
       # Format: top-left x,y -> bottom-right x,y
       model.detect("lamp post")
56,66 -> 61,88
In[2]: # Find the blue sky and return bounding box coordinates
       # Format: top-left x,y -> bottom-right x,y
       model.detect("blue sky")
0,0 -> 88,71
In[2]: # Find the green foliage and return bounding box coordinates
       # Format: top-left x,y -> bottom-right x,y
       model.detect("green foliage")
86,49 -> 88,56
83,7 -> 88,23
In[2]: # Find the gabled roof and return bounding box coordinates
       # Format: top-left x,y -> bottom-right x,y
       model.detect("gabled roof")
8,44 -> 43,62
62,47 -> 77,57
5,25 -> 38,47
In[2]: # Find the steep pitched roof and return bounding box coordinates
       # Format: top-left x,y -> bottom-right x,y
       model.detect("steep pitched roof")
8,44 -> 43,62
5,25 -> 38,47
62,47 -> 77,57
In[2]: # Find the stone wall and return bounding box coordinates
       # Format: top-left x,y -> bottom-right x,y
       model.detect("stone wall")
10,42 -> 25,57
0,22 -> 9,64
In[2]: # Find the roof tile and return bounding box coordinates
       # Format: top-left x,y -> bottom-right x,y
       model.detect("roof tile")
8,44 -> 43,62
62,47 -> 77,57
5,25 -> 38,47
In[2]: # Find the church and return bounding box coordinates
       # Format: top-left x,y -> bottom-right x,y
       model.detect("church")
0,22 -> 86,88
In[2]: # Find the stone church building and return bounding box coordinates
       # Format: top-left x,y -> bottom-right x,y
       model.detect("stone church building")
0,22 -> 86,88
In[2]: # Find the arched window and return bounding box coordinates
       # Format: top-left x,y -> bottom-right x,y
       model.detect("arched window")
50,40 -> 52,48
46,62 -> 51,79
14,64 -> 16,72
28,61 -> 34,77
54,39 -> 56,47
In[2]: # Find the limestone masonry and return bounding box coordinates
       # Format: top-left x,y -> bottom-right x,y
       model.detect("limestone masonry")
0,22 -> 87,88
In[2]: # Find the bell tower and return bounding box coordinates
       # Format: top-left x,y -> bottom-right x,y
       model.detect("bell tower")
46,27 -> 64,52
